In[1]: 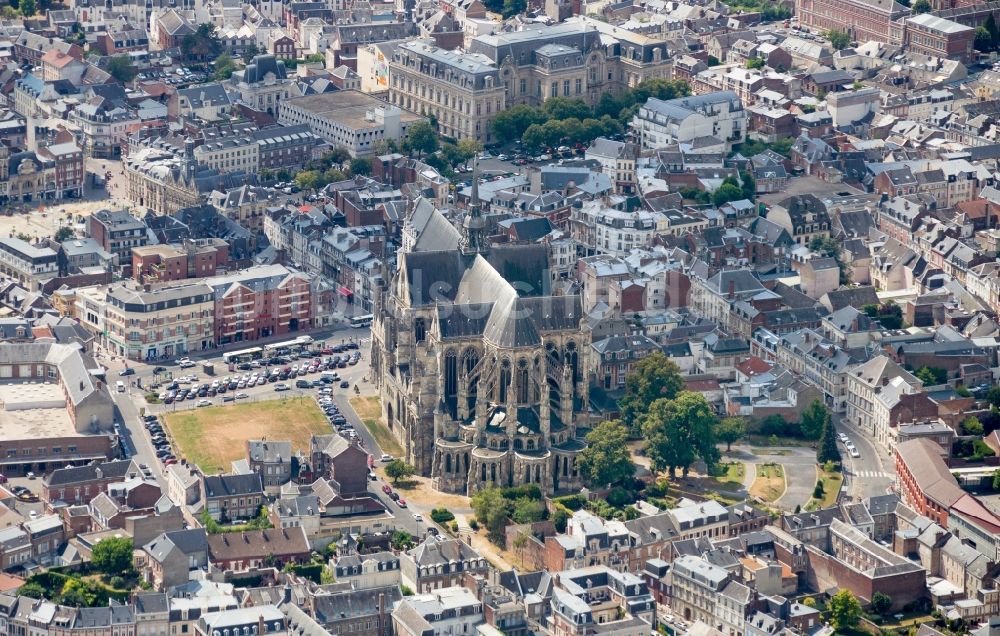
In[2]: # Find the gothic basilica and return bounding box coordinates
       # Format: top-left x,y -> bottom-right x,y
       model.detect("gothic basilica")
370,185 -> 592,495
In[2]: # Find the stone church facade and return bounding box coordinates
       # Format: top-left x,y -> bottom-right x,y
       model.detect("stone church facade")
371,198 -> 591,495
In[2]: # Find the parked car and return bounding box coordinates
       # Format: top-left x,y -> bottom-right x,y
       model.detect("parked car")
119,367 -> 135,376
382,484 -> 392,495
275,383 -> 290,391
197,399 -> 212,407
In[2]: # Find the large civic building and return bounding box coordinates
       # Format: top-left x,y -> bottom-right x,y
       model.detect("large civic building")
387,17 -> 673,143
371,194 -> 590,495
796,0 -> 911,45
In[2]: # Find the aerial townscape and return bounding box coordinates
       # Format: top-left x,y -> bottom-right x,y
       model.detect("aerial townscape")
5,0 -> 1000,635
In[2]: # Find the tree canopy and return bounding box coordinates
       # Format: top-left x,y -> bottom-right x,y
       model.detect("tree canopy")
822,29 -> 851,51
799,399 -> 828,441
618,351 -> 684,432
91,536 -> 135,577
404,121 -> 438,156
828,589 -> 862,630
578,420 -> 635,488
212,53 -> 238,81
107,56 -> 136,83
816,409 -> 841,465
181,24 -> 222,62
643,391 -> 720,477
715,417 -> 747,451
384,459 -> 416,485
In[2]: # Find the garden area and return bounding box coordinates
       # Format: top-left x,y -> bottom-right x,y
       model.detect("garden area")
749,463 -> 785,503
17,537 -> 143,607
804,463 -> 843,511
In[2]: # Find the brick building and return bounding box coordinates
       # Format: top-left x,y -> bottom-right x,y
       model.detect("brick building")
205,265 -> 315,345
895,438 -> 961,527
796,0 -> 911,45
131,240 -> 230,284
41,459 -> 137,505
904,14 -> 975,63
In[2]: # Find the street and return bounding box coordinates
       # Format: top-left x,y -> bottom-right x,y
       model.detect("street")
834,415 -> 895,501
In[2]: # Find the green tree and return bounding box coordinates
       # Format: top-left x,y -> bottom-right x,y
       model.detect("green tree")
800,399 -> 828,441
107,55 -> 136,83
513,531 -> 529,568
976,26 -> 994,52
915,366 -> 947,386
961,416 -> 984,436
829,589 -> 862,630
511,497 -> 545,523
715,417 -> 747,452
349,157 -> 372,176
707,55 -> 720,66
578,420 -> 635,488
739,170 -> 756,201
59,578 -> 96,607
456,138 -> 483,164
19,0 -> 35,16
501,0 -> 525,16
643,391 -> 720,477
745,57 -> 765,69
16,581 -> 45,598
54,226 -> 74,242
242,42 -> 261,63
181,24 -> 222,62
823,29 -> 851,50
543,97 -> 592,121
912,0 -> 931,12
384,459 -> 416,485
986,13 -> 1000,45
992,468 -> 1000,491
294,170 -> 323,191
91,536 -> 135,576
390,530 -> 415,550
712,183 -> 743,207
618,351 -> 684,432
987,386 -> 1000,408
213,53 -> 238,80
816,409 -> 841,465
471,487 -> 511,543
871,591 -> 892,615
404,121 -> 438,156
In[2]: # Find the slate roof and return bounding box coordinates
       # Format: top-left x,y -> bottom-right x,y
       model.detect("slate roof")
203,473 -> 264,498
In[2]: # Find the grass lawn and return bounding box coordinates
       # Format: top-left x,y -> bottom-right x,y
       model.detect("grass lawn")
350,396 -> 403,456
164,397 -> 329,473
806,467 -> 843,510
708,462 -> 745,491
749,463 -> 785,502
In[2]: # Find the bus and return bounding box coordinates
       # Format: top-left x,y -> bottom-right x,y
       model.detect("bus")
350,314 -> 374,328
263,335 -> 316,353
222,347 -> 263,363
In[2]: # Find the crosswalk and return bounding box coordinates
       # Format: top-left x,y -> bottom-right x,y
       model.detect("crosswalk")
851,470 -> 893,479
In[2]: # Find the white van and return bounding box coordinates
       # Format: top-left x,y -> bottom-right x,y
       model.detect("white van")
116,380 -> 125,392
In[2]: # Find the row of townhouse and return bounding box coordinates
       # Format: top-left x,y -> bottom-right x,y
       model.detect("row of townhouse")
69,264 -> 328,361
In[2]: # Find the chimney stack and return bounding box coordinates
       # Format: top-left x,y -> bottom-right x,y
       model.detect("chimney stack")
728,279 -> 736,299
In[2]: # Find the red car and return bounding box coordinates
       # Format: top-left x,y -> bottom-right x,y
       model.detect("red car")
397,498 -> 407,508
382,484 -> 392,495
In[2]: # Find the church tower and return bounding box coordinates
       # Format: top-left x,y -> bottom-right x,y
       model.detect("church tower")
462,159 -> 488,254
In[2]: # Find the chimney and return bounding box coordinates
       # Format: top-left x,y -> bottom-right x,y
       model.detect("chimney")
377,593 -> 385,636
728,279 -> 736,299
257,615 -> 265,636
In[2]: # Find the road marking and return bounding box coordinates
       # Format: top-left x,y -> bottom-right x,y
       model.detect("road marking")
851,470 -> 892,479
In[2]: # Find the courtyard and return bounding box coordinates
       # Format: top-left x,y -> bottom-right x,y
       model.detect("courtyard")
162,397 -> 330,473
